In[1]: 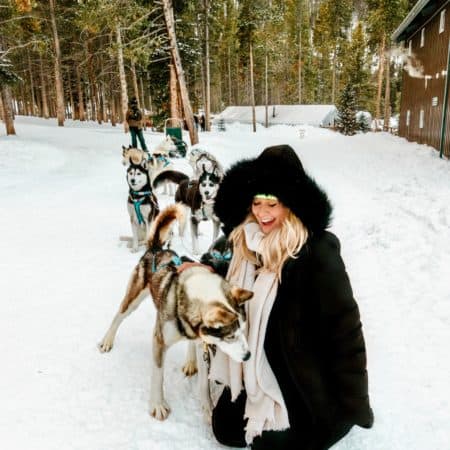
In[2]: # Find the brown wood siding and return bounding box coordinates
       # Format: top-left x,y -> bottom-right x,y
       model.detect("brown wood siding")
398,2 -> 450,158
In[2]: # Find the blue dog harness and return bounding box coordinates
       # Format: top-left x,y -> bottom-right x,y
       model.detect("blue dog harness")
130,190 -> 153,225
210,249 -> 232,261
156,154 -> 170,167
151,254 -> 183,273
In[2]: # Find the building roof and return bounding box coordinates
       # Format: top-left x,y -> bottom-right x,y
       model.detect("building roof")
392,0 -> 446,42
215,105 -> 337,126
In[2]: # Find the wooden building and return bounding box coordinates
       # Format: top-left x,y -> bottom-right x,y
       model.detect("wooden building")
393,0 -> 450,158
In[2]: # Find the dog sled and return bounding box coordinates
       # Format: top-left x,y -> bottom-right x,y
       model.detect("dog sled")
164,118 -> 188,158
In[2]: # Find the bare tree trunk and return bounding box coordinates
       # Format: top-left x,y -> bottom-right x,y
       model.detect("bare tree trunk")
203,0 -> 211,130
250,42 -> 256,132
298,18 -> 302,104
100,82 -> 107,123
227,44 -> 233,105
162,0 -> 198,144
375,33 -> 386,130
0,93 -> 4,120
131,61 -> 140,107
1,86 -> 16,135
75,65 -> 86,121
27,50 -> 37,116
110,70 -> 117,127
383,49 -> 391,132
331,48 -> 337,105
49,0 -> 65,126
67,68 -> 75,119
139,76 -> 146,110
110,93 -> 117,127
39,54 -> 50,118
264,51 -> 268,128
116,21 -> 129,132
146,72 -> 153,114
169,63 -> 182,119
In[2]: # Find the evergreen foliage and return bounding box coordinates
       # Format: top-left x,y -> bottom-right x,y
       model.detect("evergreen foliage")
0,57 -> 21,86
0,0 -> 414,126
356,112 -> 371,133
336,83 -> 358,136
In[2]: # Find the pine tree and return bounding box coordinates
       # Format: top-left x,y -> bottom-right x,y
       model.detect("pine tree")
356,112 -> 371,133
336,83 -> 358,135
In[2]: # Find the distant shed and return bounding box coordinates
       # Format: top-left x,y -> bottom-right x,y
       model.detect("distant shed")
214,105 -> 337,127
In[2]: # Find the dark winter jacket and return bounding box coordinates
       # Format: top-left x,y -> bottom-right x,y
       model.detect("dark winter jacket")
207,145 -> 373,446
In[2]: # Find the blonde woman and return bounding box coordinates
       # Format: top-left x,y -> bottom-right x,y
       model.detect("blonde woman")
184,145 -> 373,449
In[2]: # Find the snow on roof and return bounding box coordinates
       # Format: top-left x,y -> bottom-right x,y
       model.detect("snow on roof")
215,105 -> 337,126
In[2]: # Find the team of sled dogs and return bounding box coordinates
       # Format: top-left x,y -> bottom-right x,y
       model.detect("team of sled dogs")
99,140 -> 251,421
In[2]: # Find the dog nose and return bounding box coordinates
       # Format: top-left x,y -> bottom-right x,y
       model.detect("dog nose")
242,351 -> 251,362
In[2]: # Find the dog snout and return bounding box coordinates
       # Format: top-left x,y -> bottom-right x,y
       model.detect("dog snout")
242,351 -> 251,362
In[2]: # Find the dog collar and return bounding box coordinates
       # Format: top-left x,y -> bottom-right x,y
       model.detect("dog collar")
131,190 -> 152,197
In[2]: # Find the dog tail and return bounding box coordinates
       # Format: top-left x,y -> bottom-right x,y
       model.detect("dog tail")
152,170 -> 189,189
147,203 -> 185,250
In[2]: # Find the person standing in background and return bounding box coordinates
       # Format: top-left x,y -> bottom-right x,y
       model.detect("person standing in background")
126,97 -> 148,151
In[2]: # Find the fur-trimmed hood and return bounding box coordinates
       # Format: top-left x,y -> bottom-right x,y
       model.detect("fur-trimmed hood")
214,145 -> 332,235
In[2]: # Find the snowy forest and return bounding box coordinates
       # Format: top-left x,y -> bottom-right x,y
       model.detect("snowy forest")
1,0 -> 414,136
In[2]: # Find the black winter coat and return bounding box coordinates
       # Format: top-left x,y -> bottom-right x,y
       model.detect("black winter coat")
265,231 -> 373,438
203,231 -> 373,445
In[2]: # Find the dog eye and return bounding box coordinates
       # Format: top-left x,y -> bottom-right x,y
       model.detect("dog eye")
224,334 -> 235,342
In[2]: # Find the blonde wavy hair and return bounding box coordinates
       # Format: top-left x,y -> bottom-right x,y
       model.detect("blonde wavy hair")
228,209 -> 309,281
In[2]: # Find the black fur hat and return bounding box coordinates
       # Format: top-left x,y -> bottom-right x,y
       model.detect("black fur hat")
214,145 -> 332,236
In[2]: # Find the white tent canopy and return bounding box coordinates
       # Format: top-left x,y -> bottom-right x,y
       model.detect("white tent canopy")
215,104 -> 337,127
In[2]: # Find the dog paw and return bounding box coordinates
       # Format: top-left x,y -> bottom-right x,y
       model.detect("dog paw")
97,340 -> 113,353
182,361 -> 198,377
149,401 -> 171,421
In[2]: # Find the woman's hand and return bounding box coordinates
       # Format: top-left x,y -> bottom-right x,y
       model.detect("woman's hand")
177,262 -> 214,273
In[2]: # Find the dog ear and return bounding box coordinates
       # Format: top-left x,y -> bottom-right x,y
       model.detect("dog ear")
203,305 -> 236,328
230,286 -> 253,304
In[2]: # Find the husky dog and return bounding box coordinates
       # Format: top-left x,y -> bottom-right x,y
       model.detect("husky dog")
122,145 -> 150,166
121,144 -> 176,196
153,170 -> 222,255
98,204 -> 253,420
188,147 -> 224,180
126,160 -> 159,252
153,135 -> 177,155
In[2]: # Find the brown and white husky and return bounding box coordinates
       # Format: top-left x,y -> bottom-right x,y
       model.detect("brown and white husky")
98,204 -> 253,420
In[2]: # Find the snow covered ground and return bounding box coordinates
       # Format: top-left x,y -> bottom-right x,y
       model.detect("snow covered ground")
0,116 -> 449,450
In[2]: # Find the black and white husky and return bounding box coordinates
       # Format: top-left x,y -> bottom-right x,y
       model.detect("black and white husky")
126,160 -> 159,252
188,147 -> 224,179
152,169 -> 222,255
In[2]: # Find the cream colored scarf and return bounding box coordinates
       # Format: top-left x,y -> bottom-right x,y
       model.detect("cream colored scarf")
209,223 -> 290,444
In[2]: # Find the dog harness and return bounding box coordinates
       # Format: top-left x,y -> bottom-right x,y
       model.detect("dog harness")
210,249 -> 232,261
151,254 -> 183,273
129,190 -> 154,225
156,155 -> 170,167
